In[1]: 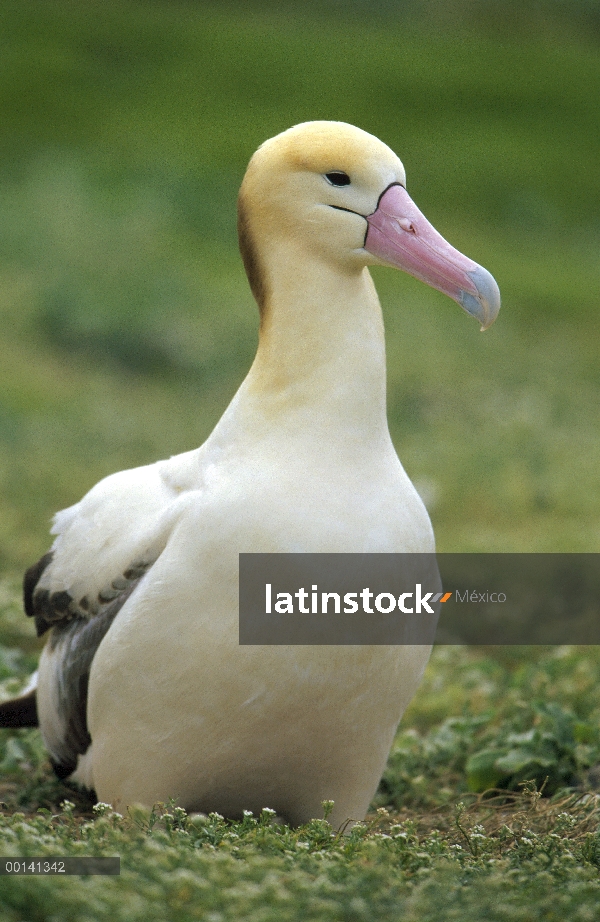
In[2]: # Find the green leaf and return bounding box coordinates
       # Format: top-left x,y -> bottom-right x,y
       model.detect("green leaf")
465,748 -> 506,792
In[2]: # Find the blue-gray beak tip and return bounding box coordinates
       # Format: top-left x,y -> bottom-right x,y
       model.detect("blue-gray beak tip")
460,266 -> 501,331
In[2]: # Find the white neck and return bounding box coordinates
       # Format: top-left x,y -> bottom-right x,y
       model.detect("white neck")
207,242 -> 392,455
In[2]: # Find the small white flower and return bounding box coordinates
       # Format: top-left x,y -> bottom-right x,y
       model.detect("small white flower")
93,802 -> 112,816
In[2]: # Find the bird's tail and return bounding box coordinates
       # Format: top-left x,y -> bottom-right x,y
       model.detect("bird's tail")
0,671 -> 39,727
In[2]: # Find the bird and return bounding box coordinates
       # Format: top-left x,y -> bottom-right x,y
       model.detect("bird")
0,121 -> 500,828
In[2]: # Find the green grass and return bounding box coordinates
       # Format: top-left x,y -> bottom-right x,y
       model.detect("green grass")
2,794 -> 600,921
4,572 -> 600,919
3,594 -> 600,919
1,0 -> 599,917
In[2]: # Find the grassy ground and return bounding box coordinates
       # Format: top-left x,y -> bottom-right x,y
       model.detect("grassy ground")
3,586 -> 600,919
1,0 -> 599,917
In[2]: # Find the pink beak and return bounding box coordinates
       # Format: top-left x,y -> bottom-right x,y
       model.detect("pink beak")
365,184 -> 500,330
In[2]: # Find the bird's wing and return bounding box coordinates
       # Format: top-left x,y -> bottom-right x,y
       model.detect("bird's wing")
31,449 -> 202,633
0,449 -> 201,776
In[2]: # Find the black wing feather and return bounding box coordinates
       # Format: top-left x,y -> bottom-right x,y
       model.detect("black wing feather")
1,551 -> 148,779
44,582 -> 140,777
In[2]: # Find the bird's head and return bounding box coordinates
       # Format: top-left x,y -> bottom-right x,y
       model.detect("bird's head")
238,121 -> 500,331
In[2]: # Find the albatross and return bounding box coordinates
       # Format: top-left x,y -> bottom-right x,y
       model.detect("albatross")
0,122 -> 500,828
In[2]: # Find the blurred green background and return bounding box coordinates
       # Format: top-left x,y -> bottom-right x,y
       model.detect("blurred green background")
0,0 -> 599,587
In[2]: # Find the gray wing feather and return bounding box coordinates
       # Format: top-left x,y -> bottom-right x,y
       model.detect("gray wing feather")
47,584 -> 139,777
0,551 -> 152,779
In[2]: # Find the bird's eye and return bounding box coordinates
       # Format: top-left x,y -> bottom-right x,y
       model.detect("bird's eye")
325,171 -> 351,186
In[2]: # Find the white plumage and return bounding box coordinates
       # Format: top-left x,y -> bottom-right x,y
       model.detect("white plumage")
0,122 -> 499,828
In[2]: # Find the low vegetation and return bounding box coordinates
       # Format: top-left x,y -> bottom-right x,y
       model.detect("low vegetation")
2,581 -> 600,918
1,793 -> 600,921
